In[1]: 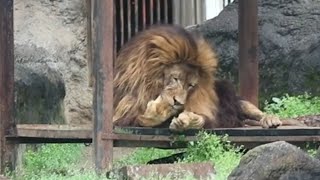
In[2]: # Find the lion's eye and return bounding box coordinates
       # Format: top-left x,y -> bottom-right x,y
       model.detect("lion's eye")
188,84 -> 195,89
173,77 -> 178,82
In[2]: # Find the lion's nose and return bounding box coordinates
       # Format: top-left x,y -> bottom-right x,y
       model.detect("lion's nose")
173,97 -> 184,106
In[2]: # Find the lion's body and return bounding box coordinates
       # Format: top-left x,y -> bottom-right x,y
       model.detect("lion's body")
113,24 -> 292,130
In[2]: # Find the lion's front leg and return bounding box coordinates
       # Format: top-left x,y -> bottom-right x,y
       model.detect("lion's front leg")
239,100 -> 282,128
138,95 -> 178,127
169,111 -> 206,131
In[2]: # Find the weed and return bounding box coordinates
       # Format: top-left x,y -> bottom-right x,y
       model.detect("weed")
15,144 -> 84,180
264,93 -> 320,118
178,132 -> 244,180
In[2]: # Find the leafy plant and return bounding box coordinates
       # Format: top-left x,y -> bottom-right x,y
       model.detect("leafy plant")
178,131 -> 244,180
17,144 -> 84,179
264,93 -> 320,118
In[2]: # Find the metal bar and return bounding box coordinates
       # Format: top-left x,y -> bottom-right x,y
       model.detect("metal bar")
120,0 -> 124,46
238,0 -> 259,107
105,133 -> 320,143
87,0 -> 94,88
150,0 -> 154,24
128,0 -> 132,39
93,0 -> 115,172
134,0 -> 138,33
157,0 -> 161,23
8,124 -> 320,139
142,0 -> 146,29
114,126 -> 320,136
164,0 -> 168,23
0,0 -> 15,173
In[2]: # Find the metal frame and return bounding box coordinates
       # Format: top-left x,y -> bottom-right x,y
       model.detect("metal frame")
2,0 -> 320,174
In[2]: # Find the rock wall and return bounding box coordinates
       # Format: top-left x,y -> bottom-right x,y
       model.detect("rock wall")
14,0 -> 92,124
189,0 -> 320,102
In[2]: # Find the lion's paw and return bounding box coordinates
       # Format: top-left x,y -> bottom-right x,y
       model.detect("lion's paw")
139,96 -> 178,127
260,114 -> 282,129
169,111 -> 205,132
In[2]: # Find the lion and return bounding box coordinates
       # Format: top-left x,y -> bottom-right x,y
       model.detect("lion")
112,24 -> 304,131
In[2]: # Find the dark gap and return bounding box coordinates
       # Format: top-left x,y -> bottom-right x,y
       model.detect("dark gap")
153,0 -> 158,24
138,0 -> 143,31
130,0 -> 136,38
167,0 -> 173,24
123,0 -> 128,43
160,0 -> 165,23
145,0 -> 151,26
115,0 -> 121,52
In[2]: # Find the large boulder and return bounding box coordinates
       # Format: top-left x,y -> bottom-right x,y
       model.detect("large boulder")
228,141 -> 320,180
189,0 -> 320,101
14,0 -> 92,124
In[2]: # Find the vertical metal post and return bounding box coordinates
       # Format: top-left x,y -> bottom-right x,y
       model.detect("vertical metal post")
93,0 -> 114,173
238,0 -> 259,107
0,0 -> 16,173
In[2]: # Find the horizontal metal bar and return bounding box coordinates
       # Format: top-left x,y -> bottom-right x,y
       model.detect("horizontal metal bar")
105,133 -> 320,143
114,126 -> 320,137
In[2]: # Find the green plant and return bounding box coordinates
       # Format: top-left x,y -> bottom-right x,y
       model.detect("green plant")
264,93 -> 320,118
178,131 -> 244,180
17,144 -> 84,179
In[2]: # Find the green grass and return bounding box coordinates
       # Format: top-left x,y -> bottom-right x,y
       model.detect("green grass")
12,144 -> 86,180
264,93 -> 320,118
7,94 -> 320,180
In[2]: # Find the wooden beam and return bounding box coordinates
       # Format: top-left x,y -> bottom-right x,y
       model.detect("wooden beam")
0,0 -> 15,173
5,124 -> 320,149
238,0 -> 259,107
93,0 -> 115,173
14,124 -> 92,139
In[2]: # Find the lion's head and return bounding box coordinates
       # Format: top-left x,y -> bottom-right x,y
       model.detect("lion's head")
113,24 -> 218,127
161,63 -> 200,111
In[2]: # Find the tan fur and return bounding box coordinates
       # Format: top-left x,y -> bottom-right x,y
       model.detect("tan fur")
113,24 -> 299,130
113,25 -> 218,130
239,100 -> 282,128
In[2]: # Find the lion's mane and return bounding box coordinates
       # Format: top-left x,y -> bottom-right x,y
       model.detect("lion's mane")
113,24 -> 245,128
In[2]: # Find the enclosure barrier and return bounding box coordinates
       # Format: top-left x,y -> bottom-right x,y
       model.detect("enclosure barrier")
1,0 -> 320,174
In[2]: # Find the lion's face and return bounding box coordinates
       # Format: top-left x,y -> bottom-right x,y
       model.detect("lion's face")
161,64 -> 199,110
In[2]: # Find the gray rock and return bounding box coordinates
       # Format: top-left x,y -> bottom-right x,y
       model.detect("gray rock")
14,0 -> 92,124
15,63 -> 65,124
228,141 -> 320,180
189,0 -> 320,101
314,145 -> 320,160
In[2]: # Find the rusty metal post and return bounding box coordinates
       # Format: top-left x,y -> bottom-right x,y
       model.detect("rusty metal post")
0,0 -> 16,173
92,0 -> 115,173
238,0 -> 259,107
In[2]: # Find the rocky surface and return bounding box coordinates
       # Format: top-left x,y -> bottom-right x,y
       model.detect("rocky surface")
14,64 -> 65,124
189,0 -> 320,101
228,141 -> 320,180
14,0 -> 92,124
